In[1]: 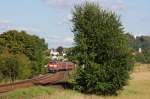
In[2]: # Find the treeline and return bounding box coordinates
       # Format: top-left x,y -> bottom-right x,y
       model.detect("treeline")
0,30 -> 49,82
126,33 -> 150,63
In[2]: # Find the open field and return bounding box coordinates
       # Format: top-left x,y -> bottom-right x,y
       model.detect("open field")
0,63 -> 150,99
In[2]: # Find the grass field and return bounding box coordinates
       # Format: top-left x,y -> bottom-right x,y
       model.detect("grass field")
0,63 -> 150,99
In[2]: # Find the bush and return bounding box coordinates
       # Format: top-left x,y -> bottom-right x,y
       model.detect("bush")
71,2 -> 133,95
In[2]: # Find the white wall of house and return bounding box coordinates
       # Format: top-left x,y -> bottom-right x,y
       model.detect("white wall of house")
50,49 -> 59,56
50,48 -> 66,61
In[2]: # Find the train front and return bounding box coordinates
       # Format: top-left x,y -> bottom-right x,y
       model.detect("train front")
47,61 -> 58,73
47,61 -> 75,73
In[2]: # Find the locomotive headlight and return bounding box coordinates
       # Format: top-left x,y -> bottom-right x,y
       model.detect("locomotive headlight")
48,64 -> 53,67
53,64 -> 57,67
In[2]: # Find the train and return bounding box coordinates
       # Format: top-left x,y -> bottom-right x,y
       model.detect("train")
47,61 -> 75,73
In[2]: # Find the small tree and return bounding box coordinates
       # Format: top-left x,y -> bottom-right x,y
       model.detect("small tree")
57,46 -> 64,55
71,2 -> 133,95
16,53 -> 32,79
0,50 -> 19,82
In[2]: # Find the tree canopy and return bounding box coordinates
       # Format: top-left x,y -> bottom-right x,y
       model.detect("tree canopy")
71,2 -> 133,95
56,46 -> 64,55
0,30 -> 48,82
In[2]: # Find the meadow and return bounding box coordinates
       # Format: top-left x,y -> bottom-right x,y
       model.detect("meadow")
0,63 -> 150,99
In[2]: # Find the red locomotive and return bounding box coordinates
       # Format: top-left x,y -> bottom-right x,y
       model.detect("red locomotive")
47,61 -> 75,72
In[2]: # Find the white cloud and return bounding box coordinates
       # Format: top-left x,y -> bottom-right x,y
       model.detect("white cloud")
42,0 -> 73,8
0,23 -> 45,39
66,14 -> 72,21
0,19 -> 41,34
9,27 -> 40,33
42,0 -> 126,12
0,19 -> 13,32
64,36 -> 74,43
0,25 -> 40,34
0,19 -> 11,24
0,19 -> 39,34
46,35 -> 73,43
58,14 -> 72,25
45,35 -> 74,48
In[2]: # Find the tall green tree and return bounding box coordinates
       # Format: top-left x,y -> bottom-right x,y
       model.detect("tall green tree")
0,50 -> 32,81
71,2 -> 133,95
0,50 -> 18,82
0,30 -> 48,78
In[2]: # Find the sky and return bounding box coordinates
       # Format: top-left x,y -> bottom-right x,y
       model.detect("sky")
0,0 -> 150,48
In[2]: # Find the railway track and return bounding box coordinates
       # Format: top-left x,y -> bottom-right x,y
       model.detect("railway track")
0,71 -> 66,93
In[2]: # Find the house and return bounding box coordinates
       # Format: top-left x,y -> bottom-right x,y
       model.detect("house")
50,49 -> 59,56
49,48 -> 67,61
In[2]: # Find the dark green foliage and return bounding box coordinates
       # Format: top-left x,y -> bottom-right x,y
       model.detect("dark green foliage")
142,49 -> 150,63
56,46 -> 64,55
66,47 -> 78,63
71,2 -> 133,95
136,36 -> 150,49
0,30 -> 48,81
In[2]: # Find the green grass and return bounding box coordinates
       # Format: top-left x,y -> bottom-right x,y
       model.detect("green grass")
1,73 -> 150,99
1,64 -> 150,99
0,86 -> 56,99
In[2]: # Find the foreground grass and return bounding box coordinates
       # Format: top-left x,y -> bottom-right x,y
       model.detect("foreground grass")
0,86 -> 56,99
1,64 -> 150,99
1,72 -> 150,99
34,73 -> 150,99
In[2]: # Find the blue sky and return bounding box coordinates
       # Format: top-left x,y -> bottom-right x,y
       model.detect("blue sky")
0,0 -> 150,48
